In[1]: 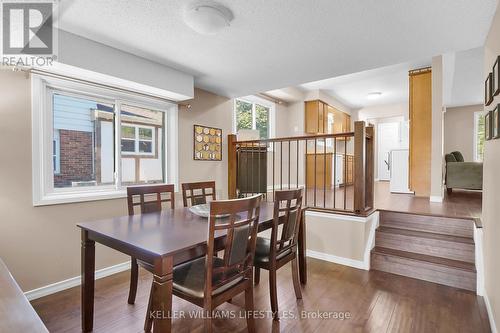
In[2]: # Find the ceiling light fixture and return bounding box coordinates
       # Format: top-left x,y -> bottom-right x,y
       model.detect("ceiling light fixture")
367,92 -> 383,99
183,1 -> 233,35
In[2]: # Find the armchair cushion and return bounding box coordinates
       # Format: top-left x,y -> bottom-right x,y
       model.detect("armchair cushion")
451,151 -> 464,162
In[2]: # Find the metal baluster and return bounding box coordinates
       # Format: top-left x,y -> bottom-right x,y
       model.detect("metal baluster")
288,140 -> 291,189
272,141 -> 275,202
323,137 -> 326,208
305,140 -> 308,206
344,137 -> 347,210
280,141 -> 283,190
296,139 -> 299,190
314,138 -> 317,207
333,137 -> 337,209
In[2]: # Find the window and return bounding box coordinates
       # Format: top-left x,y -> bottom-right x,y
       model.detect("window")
32,75 -> 178,205
121,125 -> 155,155
474,111 -> 485,162
234,96 -> 274,139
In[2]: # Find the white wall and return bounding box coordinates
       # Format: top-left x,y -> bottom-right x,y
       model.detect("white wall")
444,104 -> 483,161
55,30 -> 194,101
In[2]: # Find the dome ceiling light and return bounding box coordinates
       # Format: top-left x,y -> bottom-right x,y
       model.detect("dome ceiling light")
367,92 -> 383,99
183,1 -> 234,35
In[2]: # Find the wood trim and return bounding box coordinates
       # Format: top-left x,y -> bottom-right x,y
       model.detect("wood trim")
228,134 -> 237,199
353,121 -> 366,213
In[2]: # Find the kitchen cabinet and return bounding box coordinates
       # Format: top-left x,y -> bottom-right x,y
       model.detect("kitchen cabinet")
305,100 -> 351,135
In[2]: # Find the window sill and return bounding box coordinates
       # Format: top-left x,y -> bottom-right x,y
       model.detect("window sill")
33,189 -> 127,206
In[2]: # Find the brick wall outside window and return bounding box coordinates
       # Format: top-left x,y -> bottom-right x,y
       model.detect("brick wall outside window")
54,130 -> 95,188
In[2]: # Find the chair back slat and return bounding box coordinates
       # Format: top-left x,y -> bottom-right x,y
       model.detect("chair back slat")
271,189 -> 303,257
205,195 -> 261,293
181,181 -> 216,207
127,184 -> 175,215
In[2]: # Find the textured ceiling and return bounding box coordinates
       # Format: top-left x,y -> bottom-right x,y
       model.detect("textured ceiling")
56,0 -> 497,98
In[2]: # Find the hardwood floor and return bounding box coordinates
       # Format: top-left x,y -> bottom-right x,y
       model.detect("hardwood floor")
374,181 -> 482,219
31,258 -> 490,333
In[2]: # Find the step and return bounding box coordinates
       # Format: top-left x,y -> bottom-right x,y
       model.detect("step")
371,247 -> 476,292
376,226 -> 475,263
379,211 -> 474,238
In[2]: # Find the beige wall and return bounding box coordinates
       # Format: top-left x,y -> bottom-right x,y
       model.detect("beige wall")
482,4 -> 500,332
444,104 -> 483,161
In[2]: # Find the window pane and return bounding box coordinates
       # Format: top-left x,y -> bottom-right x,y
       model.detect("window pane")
52,93 -> 115,188
139,127 -> 153,140
121,139 -> 135,152
139,141 -> 152,153
236,100 -> 252,131
255,104 -> 269,139
121,126 -> 135,139
120,104 -> 164,185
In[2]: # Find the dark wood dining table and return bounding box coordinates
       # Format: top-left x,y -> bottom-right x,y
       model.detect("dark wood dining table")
77,202 -> 307,333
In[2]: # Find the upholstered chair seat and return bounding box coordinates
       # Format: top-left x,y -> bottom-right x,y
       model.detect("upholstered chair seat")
254,237 -> 292,264
173,257 -> 243,298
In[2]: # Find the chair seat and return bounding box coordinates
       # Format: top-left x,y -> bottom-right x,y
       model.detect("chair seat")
173,257 -> 243,299
254,237 -> 292,264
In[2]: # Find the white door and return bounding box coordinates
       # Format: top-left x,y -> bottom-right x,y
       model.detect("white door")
377,122 -> 400,180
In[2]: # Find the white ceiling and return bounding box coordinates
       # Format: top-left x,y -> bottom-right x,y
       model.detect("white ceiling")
56,0 -> 497,98
296,60 -> 430,109
293,47 -> 484,109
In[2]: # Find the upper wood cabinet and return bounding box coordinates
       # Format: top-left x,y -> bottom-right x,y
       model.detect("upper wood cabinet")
305,100 -> 351,134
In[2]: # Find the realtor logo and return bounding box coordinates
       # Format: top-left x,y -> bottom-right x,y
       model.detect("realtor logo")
2,1 -> 55,56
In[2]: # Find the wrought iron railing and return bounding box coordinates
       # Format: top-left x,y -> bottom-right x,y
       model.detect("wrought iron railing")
228,121 -> 374,214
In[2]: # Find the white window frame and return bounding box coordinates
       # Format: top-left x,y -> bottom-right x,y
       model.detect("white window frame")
53,129 -> 60,174
233,95 -> 276,139
473,111 -> 484,162
32,74 -> 179,206
121,124 -> 156,156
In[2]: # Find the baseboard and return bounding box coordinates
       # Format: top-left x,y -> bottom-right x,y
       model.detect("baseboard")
307,249 -> 368,270
474,225 -> 485,296
24,261 -> 131,301
484,292 -> 498,333
429,195 -> 443,203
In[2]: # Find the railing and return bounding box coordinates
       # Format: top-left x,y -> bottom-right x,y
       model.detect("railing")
228,121 -> 374,214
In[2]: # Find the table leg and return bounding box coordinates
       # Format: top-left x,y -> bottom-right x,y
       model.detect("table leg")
81,230 -> 95,332
298,212 -> 307,284
152,256 -> 174,333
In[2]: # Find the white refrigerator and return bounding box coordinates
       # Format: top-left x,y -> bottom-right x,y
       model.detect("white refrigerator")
389,149 -> 413,194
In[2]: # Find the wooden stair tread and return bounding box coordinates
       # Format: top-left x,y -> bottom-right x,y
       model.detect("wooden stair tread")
377,226 -> 474,244
372,247 -> 476,272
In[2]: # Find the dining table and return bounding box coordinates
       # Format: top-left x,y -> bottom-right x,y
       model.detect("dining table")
77,201 -> 307,333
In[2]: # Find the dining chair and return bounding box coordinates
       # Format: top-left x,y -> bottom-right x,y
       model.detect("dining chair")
145,194 -> 262,333
126,184 -> 175,307
254,189 -> 303,320
181,181 -> 216,207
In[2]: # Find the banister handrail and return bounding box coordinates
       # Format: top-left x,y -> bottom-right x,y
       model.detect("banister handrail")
233,132 -> 355,144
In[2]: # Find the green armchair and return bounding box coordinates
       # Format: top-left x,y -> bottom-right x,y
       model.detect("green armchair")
445,151 -> 483,194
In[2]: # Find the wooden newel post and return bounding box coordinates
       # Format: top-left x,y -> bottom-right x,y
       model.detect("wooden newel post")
227,134 -> 237,199
353,121 -> 366,213
365,125 -> 375,210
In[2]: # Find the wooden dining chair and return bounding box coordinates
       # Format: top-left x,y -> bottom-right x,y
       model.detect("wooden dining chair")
181,181 -> 216,207
145,194 -> 262,333
126,184 -> 175,307
254,189 -> 303,320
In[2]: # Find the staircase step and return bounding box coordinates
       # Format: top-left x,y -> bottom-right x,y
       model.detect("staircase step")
371,247 -> 476,292
376,226 -> 475,263
379,211 -> 474,238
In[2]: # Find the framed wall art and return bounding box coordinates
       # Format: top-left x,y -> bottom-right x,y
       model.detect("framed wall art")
485,73 -> 494,106
494,105 -> 499,139
494,56 -> 500,97
485,110 -> 492,140
193,125 -> 222,161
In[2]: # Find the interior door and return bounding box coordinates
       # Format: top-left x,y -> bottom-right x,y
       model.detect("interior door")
377,122 -> 400,181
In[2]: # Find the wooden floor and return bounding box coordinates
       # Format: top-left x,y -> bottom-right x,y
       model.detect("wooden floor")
31,258 -> 490,333
374,181 -> 482,219
279,182 -> 482,218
